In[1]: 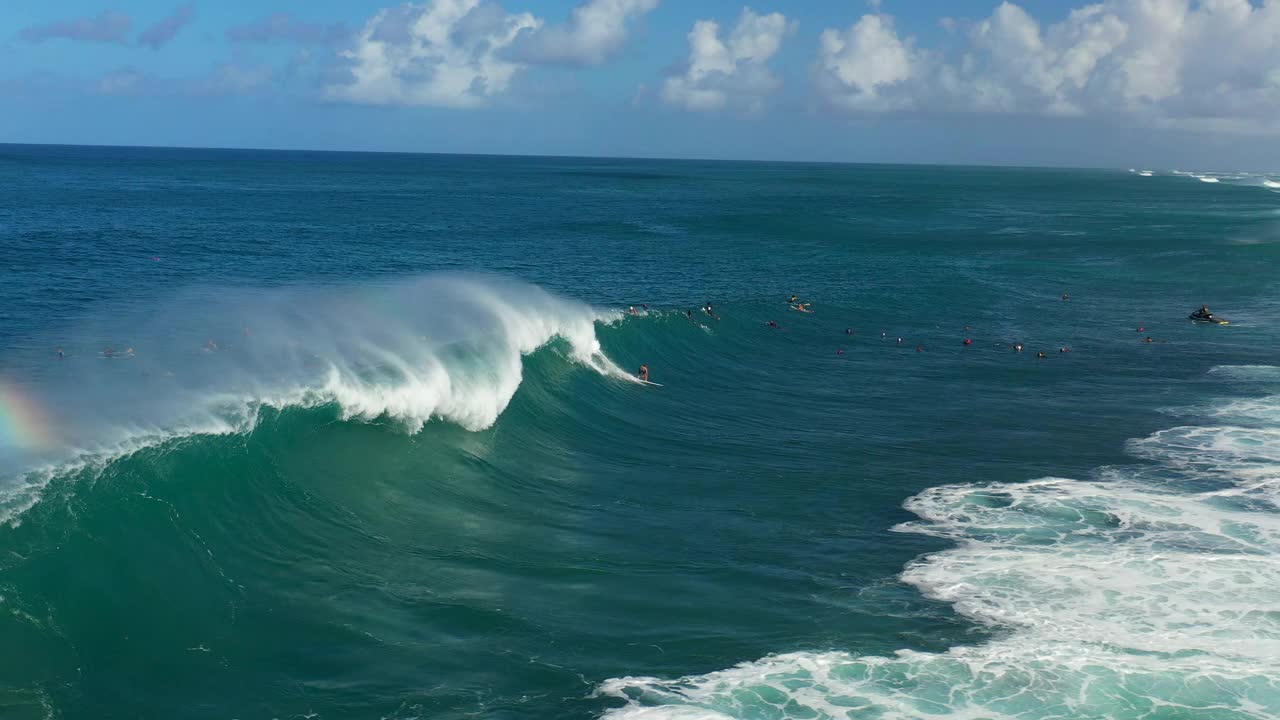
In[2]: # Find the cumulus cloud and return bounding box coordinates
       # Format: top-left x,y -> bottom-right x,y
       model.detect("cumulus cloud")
662,7 -> 793,112
20,11 -> 132,44
815,0 -> 1280,133
816,14 -> 916,112
511,0 -> 657,65
328,0 -> 657,108
226,13 -> 349,46
327,0 -> 539,108
138,3 -> 195,50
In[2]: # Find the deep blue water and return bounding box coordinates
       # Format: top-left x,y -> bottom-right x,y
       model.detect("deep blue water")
1,145 -> 1278,719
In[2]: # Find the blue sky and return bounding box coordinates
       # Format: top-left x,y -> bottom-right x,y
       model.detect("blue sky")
3,0 -> 1279,168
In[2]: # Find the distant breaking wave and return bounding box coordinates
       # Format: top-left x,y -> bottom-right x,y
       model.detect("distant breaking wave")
0,274 -> 631,523
598,365 -> 1280,719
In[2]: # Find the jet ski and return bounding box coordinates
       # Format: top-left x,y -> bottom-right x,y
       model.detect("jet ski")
1189,310 -> 1229,324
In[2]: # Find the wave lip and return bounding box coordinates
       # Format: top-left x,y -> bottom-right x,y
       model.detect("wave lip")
599,371 -> 1280,719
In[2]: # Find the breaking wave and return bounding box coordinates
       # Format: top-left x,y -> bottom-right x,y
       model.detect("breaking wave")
0,274 -> 630,523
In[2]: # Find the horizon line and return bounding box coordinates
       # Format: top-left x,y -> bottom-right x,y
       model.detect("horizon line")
0,140 -> 1133,174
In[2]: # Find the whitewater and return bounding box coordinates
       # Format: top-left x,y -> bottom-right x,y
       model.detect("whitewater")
599,366 -> 1280,719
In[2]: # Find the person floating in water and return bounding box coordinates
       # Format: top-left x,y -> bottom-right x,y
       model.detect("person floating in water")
125,347 -> 135,357
637,364 -> 650,383
205,339 -> 218,352
1014,343 -> 1024,353
836,349 -> 846,356
56,346 -> 64,359
766,320 -> 779,329
102,346 -> 115,358
788,294 -> 798,304
1144,336 -> 1155,344
1037,351 -> 1047,359
915,345 -> 926,352
845,328 -> 854,335
1062,293 -> 1070,301
1060,347 -> 1072,353
963,338 -> 973,346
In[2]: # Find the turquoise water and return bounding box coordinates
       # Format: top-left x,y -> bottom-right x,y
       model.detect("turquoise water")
1,146 -> 1278,719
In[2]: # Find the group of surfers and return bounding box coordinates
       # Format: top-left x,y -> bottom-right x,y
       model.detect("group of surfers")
633,296 -> 1227,383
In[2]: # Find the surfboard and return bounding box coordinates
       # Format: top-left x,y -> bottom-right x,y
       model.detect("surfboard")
639,380 -> 664,387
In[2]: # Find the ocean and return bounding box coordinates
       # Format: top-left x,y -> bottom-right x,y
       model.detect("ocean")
0,145 -> 1278,720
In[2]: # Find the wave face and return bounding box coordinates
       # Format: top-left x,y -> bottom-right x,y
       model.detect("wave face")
598,367 -> 1280,719
0,274 -> 626,522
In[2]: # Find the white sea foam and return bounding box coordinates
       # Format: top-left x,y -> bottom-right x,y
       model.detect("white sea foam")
599,372 -> 1280,719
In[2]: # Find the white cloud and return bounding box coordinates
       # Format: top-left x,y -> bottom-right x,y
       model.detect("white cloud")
662,7 -> 793,112
328,0 -> 539,108
513,0 -> 658,65
815,0 -> 1280,133
816,14 -> 917,111
329,0 -> 657,108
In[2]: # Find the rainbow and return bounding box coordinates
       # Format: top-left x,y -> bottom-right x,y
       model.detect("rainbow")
0,381 -> 55,451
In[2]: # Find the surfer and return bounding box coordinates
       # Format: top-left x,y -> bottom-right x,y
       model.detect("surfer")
1062,293 -> 1070,301
56,346 -> 64,359
102,346 -> 115,358
915,345 -> 925,352
845,328 -> 854,335
204,339 -> 218,352
1014,343 -> 1024,353
767,320 -> 779,329
788,294 -> 798,304
1144,336 -> 1155,344
628,306 -> 637,315
1037,351 -> 1047,359
1060,347 -> 1072,353
963,338 -> 973,346
637,365 -> 650,383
